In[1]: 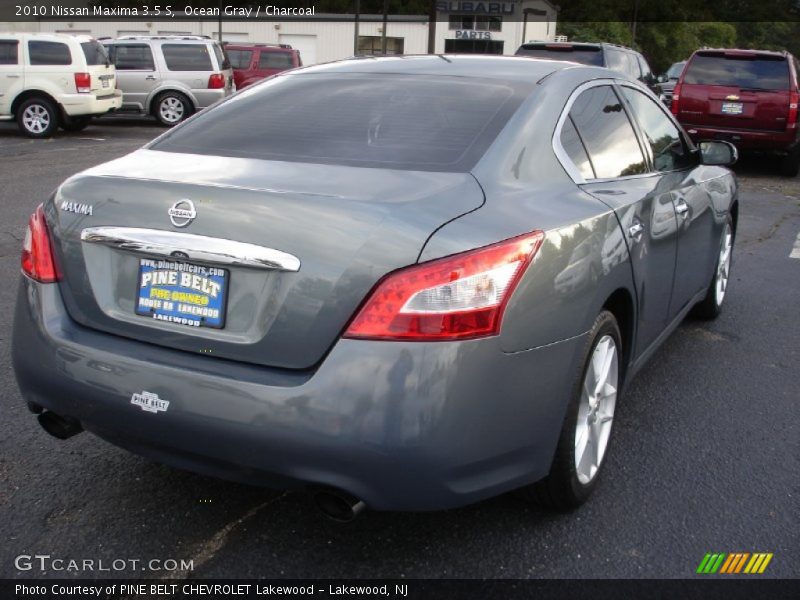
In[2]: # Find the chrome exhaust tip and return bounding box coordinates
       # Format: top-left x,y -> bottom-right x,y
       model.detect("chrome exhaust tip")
314,489 -> 366,522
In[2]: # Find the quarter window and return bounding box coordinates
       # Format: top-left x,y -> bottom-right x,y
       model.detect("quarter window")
161,44 -> 213,71
0,40 -> 18,65
258,52 -> 296,69
620,86 -> 692,172
28,41 -> 72,66
566,85 -> 646,179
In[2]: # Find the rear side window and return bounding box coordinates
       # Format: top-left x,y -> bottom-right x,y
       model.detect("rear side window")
683,54 -> 790,91
566,85 -> 646,179
28,41 -> 72,66
620,87 -> 692,172
152,74 -> 530,172
227,49 -> 252,70
259,52 -> 295,70
0,40 -> 18,65
111,44 -> 155,70
81,41 -> 109,66
161,44 -> 213,71
516,45 -> 603,66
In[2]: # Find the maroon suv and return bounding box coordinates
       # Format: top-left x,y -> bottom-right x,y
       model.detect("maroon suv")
672,48 -> 800,176
225,43 -> 302,89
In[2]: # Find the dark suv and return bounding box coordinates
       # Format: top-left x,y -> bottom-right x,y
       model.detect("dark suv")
515,41 -> 657,89
225,43 -> 302,89
672,48 -> 800,176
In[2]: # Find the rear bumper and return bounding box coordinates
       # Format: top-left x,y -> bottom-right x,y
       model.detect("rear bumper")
60,90 -> 123,117
192,88 -> 233,110
12,278 -> 584,511
682,124 -> 799,152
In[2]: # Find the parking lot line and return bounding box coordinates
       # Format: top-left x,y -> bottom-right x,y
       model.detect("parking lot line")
791,231 -> 800,259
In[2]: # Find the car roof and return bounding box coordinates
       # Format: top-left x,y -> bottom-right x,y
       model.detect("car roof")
693,48 -> 790,59
292,54 -> 577,82
225,43 -> 295,51
0,32 -> 94,43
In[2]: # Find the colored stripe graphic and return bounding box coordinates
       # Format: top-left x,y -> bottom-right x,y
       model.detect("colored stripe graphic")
697,552 -> 773,574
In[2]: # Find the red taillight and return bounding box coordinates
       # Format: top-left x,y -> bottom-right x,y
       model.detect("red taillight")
21,205 -> 59,283
671,83 -> 682,115
788,91 -> 798,127
344,231 -> 545,341
74,72 -> 91,93
208,73 -> 225,89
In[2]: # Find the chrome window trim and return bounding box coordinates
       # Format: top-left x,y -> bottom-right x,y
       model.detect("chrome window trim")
81,227 -> 301,272
553,78 -> 658,185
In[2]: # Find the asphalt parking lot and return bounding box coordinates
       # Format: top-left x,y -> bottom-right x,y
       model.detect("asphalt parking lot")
0,117 -> 798,580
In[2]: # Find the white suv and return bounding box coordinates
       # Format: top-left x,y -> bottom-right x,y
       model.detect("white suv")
0,33 -> 122,137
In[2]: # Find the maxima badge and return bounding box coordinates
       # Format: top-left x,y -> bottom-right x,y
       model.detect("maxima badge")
131,391 -> 170,414
168,199 -> 197,228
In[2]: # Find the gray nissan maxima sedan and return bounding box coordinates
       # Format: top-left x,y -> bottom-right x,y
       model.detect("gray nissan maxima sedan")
13,55 -> 738,519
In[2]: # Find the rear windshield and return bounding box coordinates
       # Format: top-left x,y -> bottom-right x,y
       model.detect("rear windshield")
683,54 -> 790,90
81,41 -> 109,66
516,45 -> 604,66
151,74 -> 530,172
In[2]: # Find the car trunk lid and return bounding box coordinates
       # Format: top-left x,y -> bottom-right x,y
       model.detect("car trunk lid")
48,149 -> 485,370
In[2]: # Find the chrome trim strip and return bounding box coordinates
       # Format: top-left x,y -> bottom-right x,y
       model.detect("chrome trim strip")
81,227 -> 301,272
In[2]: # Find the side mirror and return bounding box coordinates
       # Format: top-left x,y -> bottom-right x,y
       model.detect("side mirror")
657,74 -> 668,83
698,141 -> 738,166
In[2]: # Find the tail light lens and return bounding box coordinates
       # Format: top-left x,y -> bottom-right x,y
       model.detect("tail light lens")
208,73 -> 225,89
788,91 -> 798,127
21,205 -> 60,283
344,231 -> 545,341
74,72 -> 91,93
671,83 -> 682,115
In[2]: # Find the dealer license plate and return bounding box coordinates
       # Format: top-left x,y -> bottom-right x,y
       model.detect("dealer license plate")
135,258 -> 228,329
721,102 -> 743,115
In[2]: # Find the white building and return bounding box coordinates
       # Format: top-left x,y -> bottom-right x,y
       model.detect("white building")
2,1 -> 557,65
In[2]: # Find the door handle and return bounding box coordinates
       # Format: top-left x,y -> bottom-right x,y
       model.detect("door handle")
675,200 -> 690,216
628,222 -> 645,241
145,75 -> 156,81
6,74 -> 20,78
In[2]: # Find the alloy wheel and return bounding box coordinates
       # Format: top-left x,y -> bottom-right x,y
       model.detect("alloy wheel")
574,334 -> 618,485
715,224 -> 733,306
159,97 -> 185,124
22,104 -> 51,134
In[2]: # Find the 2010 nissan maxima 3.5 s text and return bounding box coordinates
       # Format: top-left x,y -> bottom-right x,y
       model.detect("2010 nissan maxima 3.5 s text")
13,55 -> 738,518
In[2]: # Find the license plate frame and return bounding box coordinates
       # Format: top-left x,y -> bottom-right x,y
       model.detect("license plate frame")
720,101 -> 743,115
135,258 -> 229,329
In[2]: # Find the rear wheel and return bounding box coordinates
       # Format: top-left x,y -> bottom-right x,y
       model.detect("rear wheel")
779,148 -> 800,177
154,91 -> 192,127
17,97 -> 59,138
691,217 -> 733,320
61,115 -> 92,132
527,311 -> 622,510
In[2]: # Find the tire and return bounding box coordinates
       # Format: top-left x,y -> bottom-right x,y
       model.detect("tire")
779,148 -> 800,178
691,216 -> 734,320
61,115 -> 92,132
527,310 -> 623,510
17,97 -> 59,138
154,91 -> 192,127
